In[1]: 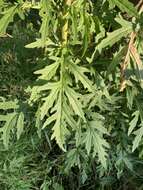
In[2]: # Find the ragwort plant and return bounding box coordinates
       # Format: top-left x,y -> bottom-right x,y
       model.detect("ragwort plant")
1,0 -> 143,189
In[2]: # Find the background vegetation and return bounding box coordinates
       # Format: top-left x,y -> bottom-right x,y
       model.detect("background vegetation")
0,0 -> 143,189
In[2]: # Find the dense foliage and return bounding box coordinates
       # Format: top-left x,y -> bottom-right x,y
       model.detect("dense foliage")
0,0 -> 143,189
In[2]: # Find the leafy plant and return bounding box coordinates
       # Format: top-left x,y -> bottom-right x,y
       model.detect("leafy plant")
0,0 -> 143,189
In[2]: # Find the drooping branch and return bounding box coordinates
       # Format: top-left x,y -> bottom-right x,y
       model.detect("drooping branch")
120,2 -> 143,92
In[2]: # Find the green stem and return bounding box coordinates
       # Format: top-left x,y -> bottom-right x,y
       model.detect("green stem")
59,0 -> 73,148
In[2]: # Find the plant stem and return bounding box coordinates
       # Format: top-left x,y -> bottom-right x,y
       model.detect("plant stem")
62,0 -> 72,45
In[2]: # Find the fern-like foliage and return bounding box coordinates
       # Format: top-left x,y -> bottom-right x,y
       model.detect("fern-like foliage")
26,0 -> 110,166
0,98 -> 24,149
1,0 -> 143,171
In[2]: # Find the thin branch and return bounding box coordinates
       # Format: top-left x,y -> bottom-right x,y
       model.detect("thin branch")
62,0 -> 73,45
120,32 -> 136,92
120,1 -> 143,92
136,0 -> 143,9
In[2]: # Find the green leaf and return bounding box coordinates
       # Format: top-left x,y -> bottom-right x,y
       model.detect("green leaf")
128,111 -> 139,136
132,125 -> 143,152
0,99 -> 24,147
0,6 -> 18,35
93,132 -> 109,169
65,86 -> 86,122
25,38 -> 55,48
34,61 -> 60,80
0,113 -> 18,149
84,126 -> 92,155
40,88 -> 71,151
110,0 -> 138,17
64,148 -> 81,171
42,113 -> 57,129
90,121 -> 109,135
63,102 -> 77,130
107,46 -> 126,75
69,60 -> 93,91
39,0 -> 52,46
0,101 -> 19,110
40,86 -> 59,120
51,92 -> 70,151
96,20 -> 132,53
83,119 -> 109,169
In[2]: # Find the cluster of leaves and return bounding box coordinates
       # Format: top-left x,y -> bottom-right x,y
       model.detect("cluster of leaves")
1,0 -> 143,189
